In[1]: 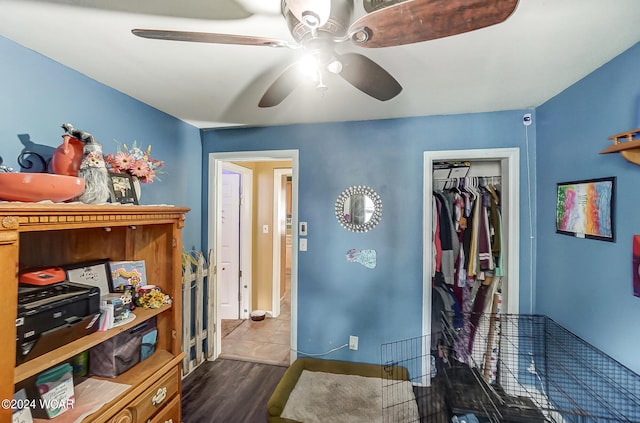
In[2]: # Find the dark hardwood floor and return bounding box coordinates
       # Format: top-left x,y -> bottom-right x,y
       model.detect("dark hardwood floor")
181,358 -> 288,423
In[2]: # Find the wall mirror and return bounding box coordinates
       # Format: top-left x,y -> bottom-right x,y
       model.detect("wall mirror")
335,185 -> 382,232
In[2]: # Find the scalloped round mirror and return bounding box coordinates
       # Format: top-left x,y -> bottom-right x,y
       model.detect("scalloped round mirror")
335,186 -> 382,232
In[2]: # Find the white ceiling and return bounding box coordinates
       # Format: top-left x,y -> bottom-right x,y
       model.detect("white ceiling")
2,0 -> 640,129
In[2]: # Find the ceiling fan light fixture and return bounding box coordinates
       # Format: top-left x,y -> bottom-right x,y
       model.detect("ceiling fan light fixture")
298,54 -> 320,80
327,59 -> 343,74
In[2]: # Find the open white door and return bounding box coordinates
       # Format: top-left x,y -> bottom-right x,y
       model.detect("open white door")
272,168 -> 292,318
220,171 -> 241,320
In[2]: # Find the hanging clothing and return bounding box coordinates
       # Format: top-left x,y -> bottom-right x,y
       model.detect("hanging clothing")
467,194 -> 481,279
432,196 -> 442,276
433,191 -> 459,285
488,186 -> 501,258
494,209 -> 504,278
478,191 -> 495,272
431,176 -> 504,368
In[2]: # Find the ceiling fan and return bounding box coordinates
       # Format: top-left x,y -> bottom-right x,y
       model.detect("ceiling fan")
132,0 -> 518,108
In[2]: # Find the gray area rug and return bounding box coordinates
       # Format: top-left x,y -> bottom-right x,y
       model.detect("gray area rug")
281,370 -> 419,423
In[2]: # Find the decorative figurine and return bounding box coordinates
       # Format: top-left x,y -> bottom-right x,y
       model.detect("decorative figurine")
75,131 -> 112,204
51,123 -> 85,176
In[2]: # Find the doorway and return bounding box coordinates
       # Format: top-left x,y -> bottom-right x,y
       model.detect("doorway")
208,150 -> 299,366
422,148 -> 520,384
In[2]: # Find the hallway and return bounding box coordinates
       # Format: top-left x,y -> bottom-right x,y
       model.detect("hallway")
220,290 -> 291,367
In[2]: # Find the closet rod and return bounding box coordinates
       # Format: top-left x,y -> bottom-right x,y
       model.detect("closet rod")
432,175 -> 501,190
432,175 -> 501,182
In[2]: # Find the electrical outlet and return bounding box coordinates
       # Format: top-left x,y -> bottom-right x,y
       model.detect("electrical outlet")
349,335 -> 358,351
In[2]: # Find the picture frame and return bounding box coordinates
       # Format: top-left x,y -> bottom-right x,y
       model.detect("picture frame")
109,260 -> 148,291
633,235 -> 640,298
64,259 -> 114,296
556,176 -> 615,242
109,173 -> 138,205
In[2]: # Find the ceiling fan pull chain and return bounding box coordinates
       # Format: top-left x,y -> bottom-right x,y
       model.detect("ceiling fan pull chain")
316,71 -> 329,97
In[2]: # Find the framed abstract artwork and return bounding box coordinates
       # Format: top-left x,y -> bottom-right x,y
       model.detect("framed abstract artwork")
634,235 -> 640,298
556,177 -> 615,242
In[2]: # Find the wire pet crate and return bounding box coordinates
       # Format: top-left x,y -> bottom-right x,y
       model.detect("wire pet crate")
381,314 -> 640,423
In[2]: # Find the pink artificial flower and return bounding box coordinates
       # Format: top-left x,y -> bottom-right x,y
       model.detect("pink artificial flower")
114,152 -> 134,171
143,169 -> 156,183
106,141 -> 165,182
130,160 -> 150,178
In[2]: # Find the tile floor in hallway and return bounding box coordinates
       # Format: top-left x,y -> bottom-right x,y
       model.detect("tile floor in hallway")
220,291 -> 291,367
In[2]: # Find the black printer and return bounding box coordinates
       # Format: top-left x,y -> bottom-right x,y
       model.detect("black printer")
16,281 -> 101,365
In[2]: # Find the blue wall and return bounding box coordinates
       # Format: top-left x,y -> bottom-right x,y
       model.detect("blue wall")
537,41 -> 640,374
203,111 -> 536,364
0,35 -> 202,249
6,24 -> 639,374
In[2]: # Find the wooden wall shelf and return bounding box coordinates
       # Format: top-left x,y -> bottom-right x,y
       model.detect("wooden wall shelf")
601,128 -> 640,165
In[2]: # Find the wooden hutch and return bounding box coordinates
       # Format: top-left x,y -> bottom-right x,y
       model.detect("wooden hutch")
0,203 -> 189,422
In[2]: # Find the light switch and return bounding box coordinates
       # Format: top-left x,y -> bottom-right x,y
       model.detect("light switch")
263,224 -> 269,234
299,238 -> 308,251
299,221 -> 308,236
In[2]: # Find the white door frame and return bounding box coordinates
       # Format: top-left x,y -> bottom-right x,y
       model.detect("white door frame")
423,148 -> 520,383
221,162 -> 253,320
272,168 -> 292,318
208,150 -> 299,362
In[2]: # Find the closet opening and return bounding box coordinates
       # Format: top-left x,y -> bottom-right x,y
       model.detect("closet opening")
422,148 -> 520,385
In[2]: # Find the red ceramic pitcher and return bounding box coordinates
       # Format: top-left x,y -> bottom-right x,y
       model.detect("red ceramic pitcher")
51,134 -> 84,176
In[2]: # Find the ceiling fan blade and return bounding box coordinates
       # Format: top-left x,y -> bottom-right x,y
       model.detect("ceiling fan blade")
349,0 -> 519,48
337,53 -> 402,101
258,63 -> 302,107
132,29 -> 292,48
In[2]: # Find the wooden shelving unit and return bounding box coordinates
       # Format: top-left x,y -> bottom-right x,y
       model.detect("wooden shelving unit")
15,306 -> 169,383
600,128 -> 640,165
0,204 -> 189,422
